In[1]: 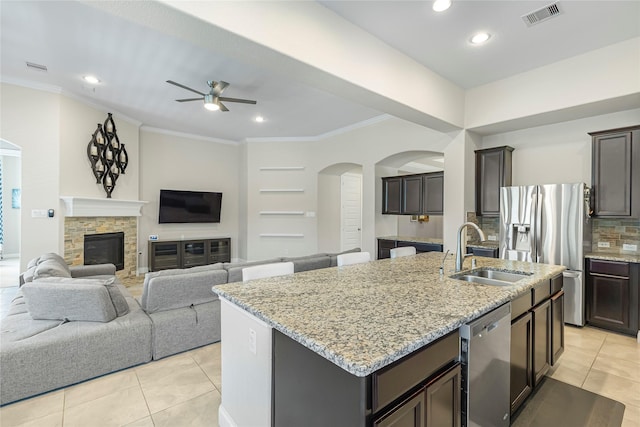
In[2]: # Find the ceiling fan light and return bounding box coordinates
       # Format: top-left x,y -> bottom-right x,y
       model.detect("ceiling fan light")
204,94 -> 220,111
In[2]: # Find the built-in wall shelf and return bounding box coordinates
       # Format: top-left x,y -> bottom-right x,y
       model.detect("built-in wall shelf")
259,189 -> 304,193
259,166 -> 305,171
259,233 -> 305,238
259,211 -> 305,215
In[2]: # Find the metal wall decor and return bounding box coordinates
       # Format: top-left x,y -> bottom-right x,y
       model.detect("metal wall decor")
86,113 -> 129,198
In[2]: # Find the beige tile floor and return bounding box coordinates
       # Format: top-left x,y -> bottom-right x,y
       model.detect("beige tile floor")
1,258 -> 639,426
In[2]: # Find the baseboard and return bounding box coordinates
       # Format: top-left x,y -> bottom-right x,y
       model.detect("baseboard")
218,405 -> 237,427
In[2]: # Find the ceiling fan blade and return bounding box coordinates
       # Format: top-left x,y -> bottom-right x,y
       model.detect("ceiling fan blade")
218,101 -> 229,112
166,80 -> 205,96
219,97 -> 257,105
176,98 -> 203,102
214,81 -> 229,95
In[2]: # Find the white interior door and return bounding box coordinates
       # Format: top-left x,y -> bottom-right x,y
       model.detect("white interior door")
341,173 -> 362,251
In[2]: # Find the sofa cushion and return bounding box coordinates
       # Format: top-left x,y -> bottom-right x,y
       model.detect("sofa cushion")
22,266 -> 36,284
282,254 -> 331,273
142,269 -> 228,314
33,259 -> 72,280
38,253 -> 71,273
21,281 -> 117,322
35,277 -> 129,317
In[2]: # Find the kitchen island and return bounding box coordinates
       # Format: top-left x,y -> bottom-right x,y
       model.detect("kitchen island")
212,252 -> 565,427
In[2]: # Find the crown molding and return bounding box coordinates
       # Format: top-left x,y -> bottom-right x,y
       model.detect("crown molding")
245,114 -> 392,143
139,126 -> 239,145
1,76 -> 63,94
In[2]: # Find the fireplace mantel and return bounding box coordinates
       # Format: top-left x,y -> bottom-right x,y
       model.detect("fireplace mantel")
60,196 -> 147,217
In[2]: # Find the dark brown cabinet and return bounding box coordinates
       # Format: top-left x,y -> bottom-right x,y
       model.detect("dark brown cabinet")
378,239 -> 443,259
531,299 -> 551,387
383,177 -> 403,214
148,237 -> 231,271
586,259 -> 639,335
510,274 -> 563,415
403,175 -> 423,215
274,329 -> 460,427
423,172 -> 444,215
551,291 -> 565,365
382,172 -> 444,215
475,146 -> 513,217
590,126 -> 640,218
374,388 -> 426,427
466,246 -> 499,258
510,311 -> 533,415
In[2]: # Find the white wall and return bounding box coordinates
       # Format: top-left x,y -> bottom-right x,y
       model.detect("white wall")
0,83 -> 61,270
138,129 -> 240,270
397,215 -> 443,239
466,37 -> 640,131
481,108 -> 640,186
1,154 -> 21,256
59,96 -> 140,200
244,117 -> 455,260
317,173 -> 341,253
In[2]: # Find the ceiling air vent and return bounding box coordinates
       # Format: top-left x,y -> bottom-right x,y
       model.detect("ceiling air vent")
26,61 -> 48,72
522,2 -> 562,27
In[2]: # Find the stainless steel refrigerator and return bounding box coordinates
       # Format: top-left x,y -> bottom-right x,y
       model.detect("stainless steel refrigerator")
499,183 -> 591,326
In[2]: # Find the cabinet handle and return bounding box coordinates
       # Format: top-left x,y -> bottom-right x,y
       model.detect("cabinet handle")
589,272 -> 629,280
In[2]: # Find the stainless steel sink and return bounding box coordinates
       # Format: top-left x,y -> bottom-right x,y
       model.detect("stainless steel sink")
450,268 -> 532,286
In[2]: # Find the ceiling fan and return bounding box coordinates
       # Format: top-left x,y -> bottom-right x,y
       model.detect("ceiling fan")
166,79 -> 257,112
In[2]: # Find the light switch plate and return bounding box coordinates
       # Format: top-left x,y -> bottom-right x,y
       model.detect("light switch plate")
597,241 -> 610,248
622,244 -> 638,251
487,235 -> 497,241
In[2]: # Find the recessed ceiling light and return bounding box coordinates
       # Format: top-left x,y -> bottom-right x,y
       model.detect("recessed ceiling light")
470,32 -> 491,45
432,0 -> 451,12
83,75 -> 100,84
255,116 -> 265,123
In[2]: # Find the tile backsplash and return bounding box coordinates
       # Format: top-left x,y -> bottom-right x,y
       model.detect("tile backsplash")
466,214 -> 639,255
466,212 -> 500,244
591,218 -> 640,255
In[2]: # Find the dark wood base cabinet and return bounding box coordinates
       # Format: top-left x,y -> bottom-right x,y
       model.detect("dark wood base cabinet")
273,329 -> 460,427
148,237 -> 230,271
586,259 -> 639,336
510,312 -> 533,415
510,274 -> 564,415
378,239 -> 443,260
374,364 -> 461,427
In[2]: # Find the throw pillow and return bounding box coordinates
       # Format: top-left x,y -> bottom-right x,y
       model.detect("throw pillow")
35,277 -> 130,317
33,259 -> 72,280
22,282 -> 117,322
38,253 -> 72,275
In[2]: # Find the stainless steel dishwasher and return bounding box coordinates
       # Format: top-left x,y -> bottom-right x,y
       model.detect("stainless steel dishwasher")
460,302 -> 511,427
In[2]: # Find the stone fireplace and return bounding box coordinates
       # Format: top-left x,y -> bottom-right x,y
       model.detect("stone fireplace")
84,231 -> 125,271
61,197 -> 146,280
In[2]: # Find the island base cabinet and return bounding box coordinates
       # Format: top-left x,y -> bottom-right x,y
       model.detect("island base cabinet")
373,364 -> 461,427
510,312 -> 533,415
532,299 -> 552,387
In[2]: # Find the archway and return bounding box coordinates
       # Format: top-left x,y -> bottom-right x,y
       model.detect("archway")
0,138 -> 22,285
375,150 -> 444,242
317,162 -> 363,253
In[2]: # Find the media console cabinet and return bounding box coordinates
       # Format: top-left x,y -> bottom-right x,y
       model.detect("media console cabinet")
148,237 -> 231,271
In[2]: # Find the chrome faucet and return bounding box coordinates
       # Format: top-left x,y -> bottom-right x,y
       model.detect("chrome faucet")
456,222 -> 486,272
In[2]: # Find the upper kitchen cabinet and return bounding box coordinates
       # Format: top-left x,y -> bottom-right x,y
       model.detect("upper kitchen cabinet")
590,126 -> 640,218
475,146 -> 514,217
423,172 -> 444,215
403,175 -> 423,215
382,176 -> 403,214
382,172 -> 444,215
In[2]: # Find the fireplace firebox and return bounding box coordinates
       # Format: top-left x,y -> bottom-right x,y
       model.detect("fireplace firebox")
84,232 -> 125,271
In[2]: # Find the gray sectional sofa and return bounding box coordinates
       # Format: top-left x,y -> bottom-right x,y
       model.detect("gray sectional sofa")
0,248 -> 360,405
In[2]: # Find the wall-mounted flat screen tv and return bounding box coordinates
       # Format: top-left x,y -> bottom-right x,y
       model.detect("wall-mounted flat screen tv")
158,189 -> 222,223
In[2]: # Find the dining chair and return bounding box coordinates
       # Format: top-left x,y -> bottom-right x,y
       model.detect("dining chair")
242,262 -> 294,282
336,251 -> 371,266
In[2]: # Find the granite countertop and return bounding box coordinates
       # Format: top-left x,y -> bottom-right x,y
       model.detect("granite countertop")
212,252 -> 564,378
585,252 -> 640,263
466,241 -> 500,249
377,235 -> 443,245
